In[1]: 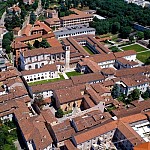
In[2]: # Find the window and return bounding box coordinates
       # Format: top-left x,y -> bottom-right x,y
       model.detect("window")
35,64 -> 38,69
29,65 -> 31,69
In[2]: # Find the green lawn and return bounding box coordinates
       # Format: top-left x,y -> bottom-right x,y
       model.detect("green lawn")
28,75 -> 65,86
66,71 -> 81,78
106,105 -> 116,112
121,44 -> 147,52
83,46 -> 94,55
137,51 -> 150,63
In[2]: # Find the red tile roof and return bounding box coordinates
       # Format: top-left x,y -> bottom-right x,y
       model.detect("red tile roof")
23,46 -> 64,57
54,85 -> 84,104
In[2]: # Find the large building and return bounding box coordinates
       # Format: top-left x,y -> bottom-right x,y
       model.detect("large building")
54,25 -> 95,39
44,8 -> 94,28
60,9 -> 93,27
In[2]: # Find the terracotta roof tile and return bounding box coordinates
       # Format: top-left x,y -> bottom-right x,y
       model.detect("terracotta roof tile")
23,46 -> 64,57
73,121 -> 117,144
31,79 -> 73,93
71,73 -> 104,85
54,85 -> 84,104
114,50 -> 137,58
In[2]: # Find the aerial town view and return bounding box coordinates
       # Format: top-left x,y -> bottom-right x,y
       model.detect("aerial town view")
0,0 -> 150,149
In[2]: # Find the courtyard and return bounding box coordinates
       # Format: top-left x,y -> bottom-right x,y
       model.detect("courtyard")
121,43 -> 148,52
28,74 -> 65,86
66,71 -> 81,78
83,46 -> 94,55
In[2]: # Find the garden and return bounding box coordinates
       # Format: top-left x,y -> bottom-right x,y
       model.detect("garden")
66,71 -> 81,78
121,44 -> 147,52
83,46 -> 94,55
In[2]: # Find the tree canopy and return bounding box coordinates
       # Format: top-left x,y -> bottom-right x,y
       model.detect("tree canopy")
55,108 -> 64,118
29,11 -> 36,25
0,124 -> 17,150
111,84 -> 121,99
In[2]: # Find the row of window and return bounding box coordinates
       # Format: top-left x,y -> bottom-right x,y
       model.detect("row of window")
58,30 -> 94,38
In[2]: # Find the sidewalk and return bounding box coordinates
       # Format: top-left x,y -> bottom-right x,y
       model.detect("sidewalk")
62,72 -> 69,79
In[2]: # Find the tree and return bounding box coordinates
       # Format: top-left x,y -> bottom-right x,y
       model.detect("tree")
141,91 -> 149,100
20,5 -> 27,21
0,124 -> 17,150
117,93 -> 126,103
44,0 -> 50,9
2,39 -> 11,49
3,32 -> 14,41
130,89 -> 140,100
110,46 -> 120,53
27,43 -> 33,50
111,22 -> 120,34
30,11 -> 36,25
129,35 -> 134,42
55,108 -> 64,118
34,94 -> 44,107
141,88 -> 150,99
5,45 -> 12,53
40,39 -> 50,48
4,14 -> 21,31
32,0 -> 38,10
33,40 -> 40,48
111,84 -> 121,99
144,30 -> 150,40
120,26 -> 131,38
137,31 -> 144,40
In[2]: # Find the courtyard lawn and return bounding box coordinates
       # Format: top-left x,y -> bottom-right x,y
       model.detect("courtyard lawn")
28,75 -> 65,86
106,105 -> 116,112
137,51 -> 150,63
83,46 -> 94,55
121,44 -> 147,52
66,71 -> 81,78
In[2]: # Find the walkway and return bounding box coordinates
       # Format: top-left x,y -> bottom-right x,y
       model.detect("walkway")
137,49 -> 150,53
62,72 -> 69,79
14,140 -> 22,150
